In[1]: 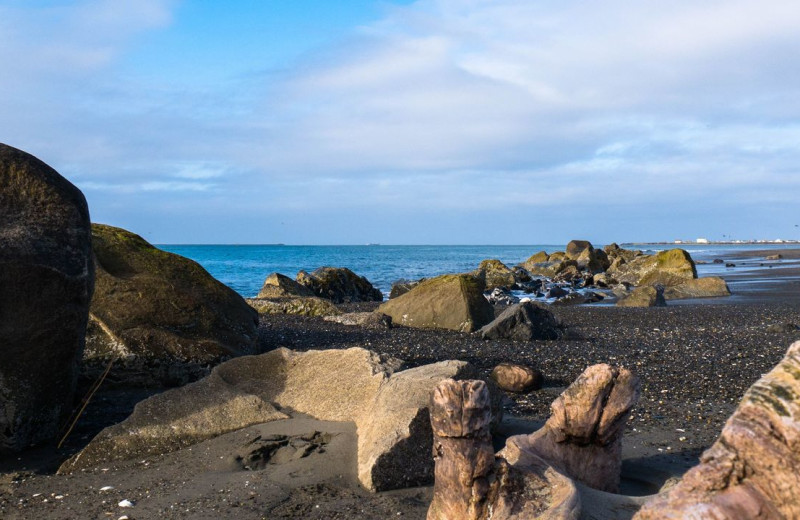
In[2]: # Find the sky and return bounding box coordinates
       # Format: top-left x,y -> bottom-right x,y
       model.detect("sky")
1,0 -> 799,244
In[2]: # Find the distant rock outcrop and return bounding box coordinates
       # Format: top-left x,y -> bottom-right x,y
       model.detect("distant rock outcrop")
378,274 -> 494,332
0,144 -> 94,453
610,248 -> 697,287
296,267 -> 383,303
473,259 -> 516,290
257,272 -> 313,298
86,224 -> 258,363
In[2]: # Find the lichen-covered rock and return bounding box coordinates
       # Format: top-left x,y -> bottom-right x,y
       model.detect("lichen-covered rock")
378,274 -> 494,332
86,224 -> 258,363
522,251 -> 549,270
505,364 -> 640,493
257,272 -> 313,298
0,144 -> 94,453
663,276 -> 730,300
473,259 -> 516,290
247,296 -> 341,317
616,285 -> 667,307
610,249 -> 697,287
479,302 -> 561,341
635,341 -> 800,519
565,240 -> 610,273
60,347 -> 485,492
490,363 -> 543,393
296,267 -> 383,303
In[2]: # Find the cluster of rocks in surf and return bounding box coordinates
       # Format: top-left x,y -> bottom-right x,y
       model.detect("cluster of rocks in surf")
465,239 -> 731,309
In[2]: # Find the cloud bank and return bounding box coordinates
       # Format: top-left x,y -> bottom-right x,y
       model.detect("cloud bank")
1,0 -> 799,243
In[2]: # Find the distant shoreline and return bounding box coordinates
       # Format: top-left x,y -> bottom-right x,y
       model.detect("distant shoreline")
623,241 -> 800,246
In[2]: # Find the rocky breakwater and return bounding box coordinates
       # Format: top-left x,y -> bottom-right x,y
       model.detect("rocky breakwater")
60,347 -> 498,492
485,240 -> 732,307
0,144 -> 94,453
86,224 -> 259,369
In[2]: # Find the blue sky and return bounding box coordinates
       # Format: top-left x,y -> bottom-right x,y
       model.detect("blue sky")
1,0 -> 799,244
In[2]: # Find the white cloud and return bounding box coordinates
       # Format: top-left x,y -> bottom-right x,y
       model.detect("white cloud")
2,0 -> 799,242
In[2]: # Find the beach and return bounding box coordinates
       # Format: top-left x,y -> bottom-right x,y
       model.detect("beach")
1,249 -> 799,519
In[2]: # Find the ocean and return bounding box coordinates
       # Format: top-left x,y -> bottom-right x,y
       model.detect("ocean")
157,243 -> 798,299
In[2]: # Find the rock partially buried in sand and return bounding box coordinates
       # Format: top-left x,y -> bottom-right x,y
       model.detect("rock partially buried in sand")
480,302 -> 561,341
505,364 -> 641,493
257,272 -> 314,298
490,363 -> 543,393
61,347 -> 487,492
0,143 -> 94,453
296,267 -> 383,303
616,285 -> 666,307
378,274 -> 495,333
247,296 -> 341,317
634,340 -> 800,519
663,276 -> 730,300
86,224 -> 258,363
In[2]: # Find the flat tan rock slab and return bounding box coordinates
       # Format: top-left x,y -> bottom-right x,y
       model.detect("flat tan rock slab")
61,347 -> 480,492
247,296 -> 342,317
635,340 -> 800,519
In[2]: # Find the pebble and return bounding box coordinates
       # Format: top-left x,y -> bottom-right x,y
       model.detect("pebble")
118,499 -> 135,508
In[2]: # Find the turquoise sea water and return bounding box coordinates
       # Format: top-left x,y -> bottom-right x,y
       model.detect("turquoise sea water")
158,243 -> 799,299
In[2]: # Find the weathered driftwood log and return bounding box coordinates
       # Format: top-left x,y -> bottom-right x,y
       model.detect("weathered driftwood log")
427,379 -> 580,520
635,340 -> 800,519
506,364 -> 640,493
428,379 -> 495,520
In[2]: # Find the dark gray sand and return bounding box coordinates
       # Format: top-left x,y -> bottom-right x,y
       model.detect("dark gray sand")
2,250 -> 799,519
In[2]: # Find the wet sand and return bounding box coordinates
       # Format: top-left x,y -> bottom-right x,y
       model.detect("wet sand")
1,249 -> 799,519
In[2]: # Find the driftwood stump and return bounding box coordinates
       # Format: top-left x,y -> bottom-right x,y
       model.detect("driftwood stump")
427,379 -> 494,520
427,379 -> 581,520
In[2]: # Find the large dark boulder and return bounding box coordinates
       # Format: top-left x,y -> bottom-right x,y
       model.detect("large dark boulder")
85,224 -> 258,363
0,144 -> 94,453
479,301 -> 561,341
378,274 -> 494,332
296,267 -> 383,303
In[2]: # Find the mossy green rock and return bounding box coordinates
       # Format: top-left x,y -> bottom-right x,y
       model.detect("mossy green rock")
86,224 -> 258,363
474,259 -> 516,290
247,296 -> 341,317
522,251 -> 549,270
611,248 -> 697,287
377,274 -> 494,332
0,144 -> 94,453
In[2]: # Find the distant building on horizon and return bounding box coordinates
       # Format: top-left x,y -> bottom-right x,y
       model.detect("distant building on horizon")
696,238 -> 709,244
